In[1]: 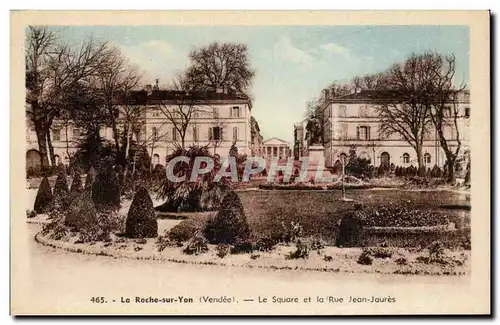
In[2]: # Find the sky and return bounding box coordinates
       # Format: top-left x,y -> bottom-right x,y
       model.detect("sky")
51,25 -> 469,144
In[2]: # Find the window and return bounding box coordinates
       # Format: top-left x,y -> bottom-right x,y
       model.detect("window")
209,126 -> 222,141
232,126 -> 238,141
341,124 -> 348,139
356,126 -> 371,140
231,106 -> 240,118
72,128 -> 81,140
465,107 -> 470,118
193,126 -> 198,142
152,127 -> 158,139
424,153 -> 431,164
402,153 -> 410,164
153,154 -> 160,165
52,129 -> 61,141
339,105 -> 347,117
444,106 -> 452,117
358,105 -> 368,117
172,127 -> 177,141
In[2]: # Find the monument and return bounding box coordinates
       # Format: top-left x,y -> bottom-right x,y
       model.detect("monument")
304,119 -> 331,181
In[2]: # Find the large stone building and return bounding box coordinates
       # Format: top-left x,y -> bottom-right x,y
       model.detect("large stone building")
26,89 -> 261,172
297,89 -> 470,169
261,137 -> 292,160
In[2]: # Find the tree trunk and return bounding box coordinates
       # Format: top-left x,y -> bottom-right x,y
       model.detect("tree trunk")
47,131 -> 56,167
415,144 -> 424,170
34,123 -> 50,169
446,156 -> 456,183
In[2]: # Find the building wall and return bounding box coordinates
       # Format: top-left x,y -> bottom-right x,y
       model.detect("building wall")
321,96 -> 470,169
25,100 -> 253,169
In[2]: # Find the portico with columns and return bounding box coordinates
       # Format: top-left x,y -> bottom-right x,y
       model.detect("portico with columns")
262,137 -> 291,160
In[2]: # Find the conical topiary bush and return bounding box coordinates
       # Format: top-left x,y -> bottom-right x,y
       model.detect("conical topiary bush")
70,169 -> 83,194
204,190 -> 250,244
53,170 -> 69,208
34,176 -> 54,214
68,169 -> 83,203
91,164 -> 121,210
84,166 -> 96,191
125,187 -> 158,238
64,191 -> 98,231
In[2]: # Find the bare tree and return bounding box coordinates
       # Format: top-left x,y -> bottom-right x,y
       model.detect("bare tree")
186,42 -> 256,95
375,54 -> 436,170
93,46 -> 142,164
424,53 -> 467,183
25,26 -> 109,168
157,74 -> 208,149
130,122 -> 169,175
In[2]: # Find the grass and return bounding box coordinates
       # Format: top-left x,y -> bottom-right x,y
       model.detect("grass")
169,189 -> 470,245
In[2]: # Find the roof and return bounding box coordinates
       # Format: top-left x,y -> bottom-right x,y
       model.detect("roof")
324,89 -> 470,104
112,90 -> 252,108
262,137 -> 291,146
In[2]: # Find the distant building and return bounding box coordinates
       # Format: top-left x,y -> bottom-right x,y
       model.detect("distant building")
250,116 -> 264,156
315,89 -> 470,169
25,88 -> 261,173
262,137 -> 292,160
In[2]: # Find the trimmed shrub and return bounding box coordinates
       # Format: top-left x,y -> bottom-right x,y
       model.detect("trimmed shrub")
204,191 -> 250,244
91,164 -> 121,210
366,247 -> 393,259
255,236 -> 278,252
230,239 -> 255,254
168,217 -> 207,243
53,170 -> 69,208
84,166 -> 96,190
335,212 -> 364,247
183,235 -> 209,255
286,239 -> 311,259
64,192 -> 109,243
70,169 -> 83,194
357,250 -> 373,265
33,176 -> 54,214
125,187 -> 158,238
216,243 -> 231,258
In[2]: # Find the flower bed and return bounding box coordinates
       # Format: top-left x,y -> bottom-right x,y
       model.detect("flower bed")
34,230 -> 470,276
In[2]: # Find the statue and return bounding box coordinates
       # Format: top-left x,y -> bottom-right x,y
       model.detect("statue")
306,118 -> 322,146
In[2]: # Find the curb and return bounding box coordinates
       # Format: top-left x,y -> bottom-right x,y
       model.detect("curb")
34,232 -> 468,276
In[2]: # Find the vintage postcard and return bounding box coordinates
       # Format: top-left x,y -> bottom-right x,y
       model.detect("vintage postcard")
11,10 -> 490,315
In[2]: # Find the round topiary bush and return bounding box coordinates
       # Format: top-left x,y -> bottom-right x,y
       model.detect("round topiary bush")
91,164 -> 121,210
33,176 -> 54,214
204,190 -> 250,244
53,170 -> 69,208
125,187 -> 158,238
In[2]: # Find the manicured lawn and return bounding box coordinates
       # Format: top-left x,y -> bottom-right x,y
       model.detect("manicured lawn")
167,189 -> 470,245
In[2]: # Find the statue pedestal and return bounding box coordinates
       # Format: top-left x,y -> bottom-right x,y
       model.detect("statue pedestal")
304,145 -> 329,181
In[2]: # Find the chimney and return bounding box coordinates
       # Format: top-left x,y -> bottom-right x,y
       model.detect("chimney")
146,85 -> 152,96
322,89 -> 330,100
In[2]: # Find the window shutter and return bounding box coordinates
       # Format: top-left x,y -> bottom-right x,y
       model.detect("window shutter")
356,126 -> 360,140
229,107 -> 232,118
367,126 -> 371,140
209,127 -> 213,140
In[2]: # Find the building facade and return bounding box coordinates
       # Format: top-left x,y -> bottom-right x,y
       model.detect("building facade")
316,89 -> 470,169
262,137 -> 292,160
26,90 -> 256,172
